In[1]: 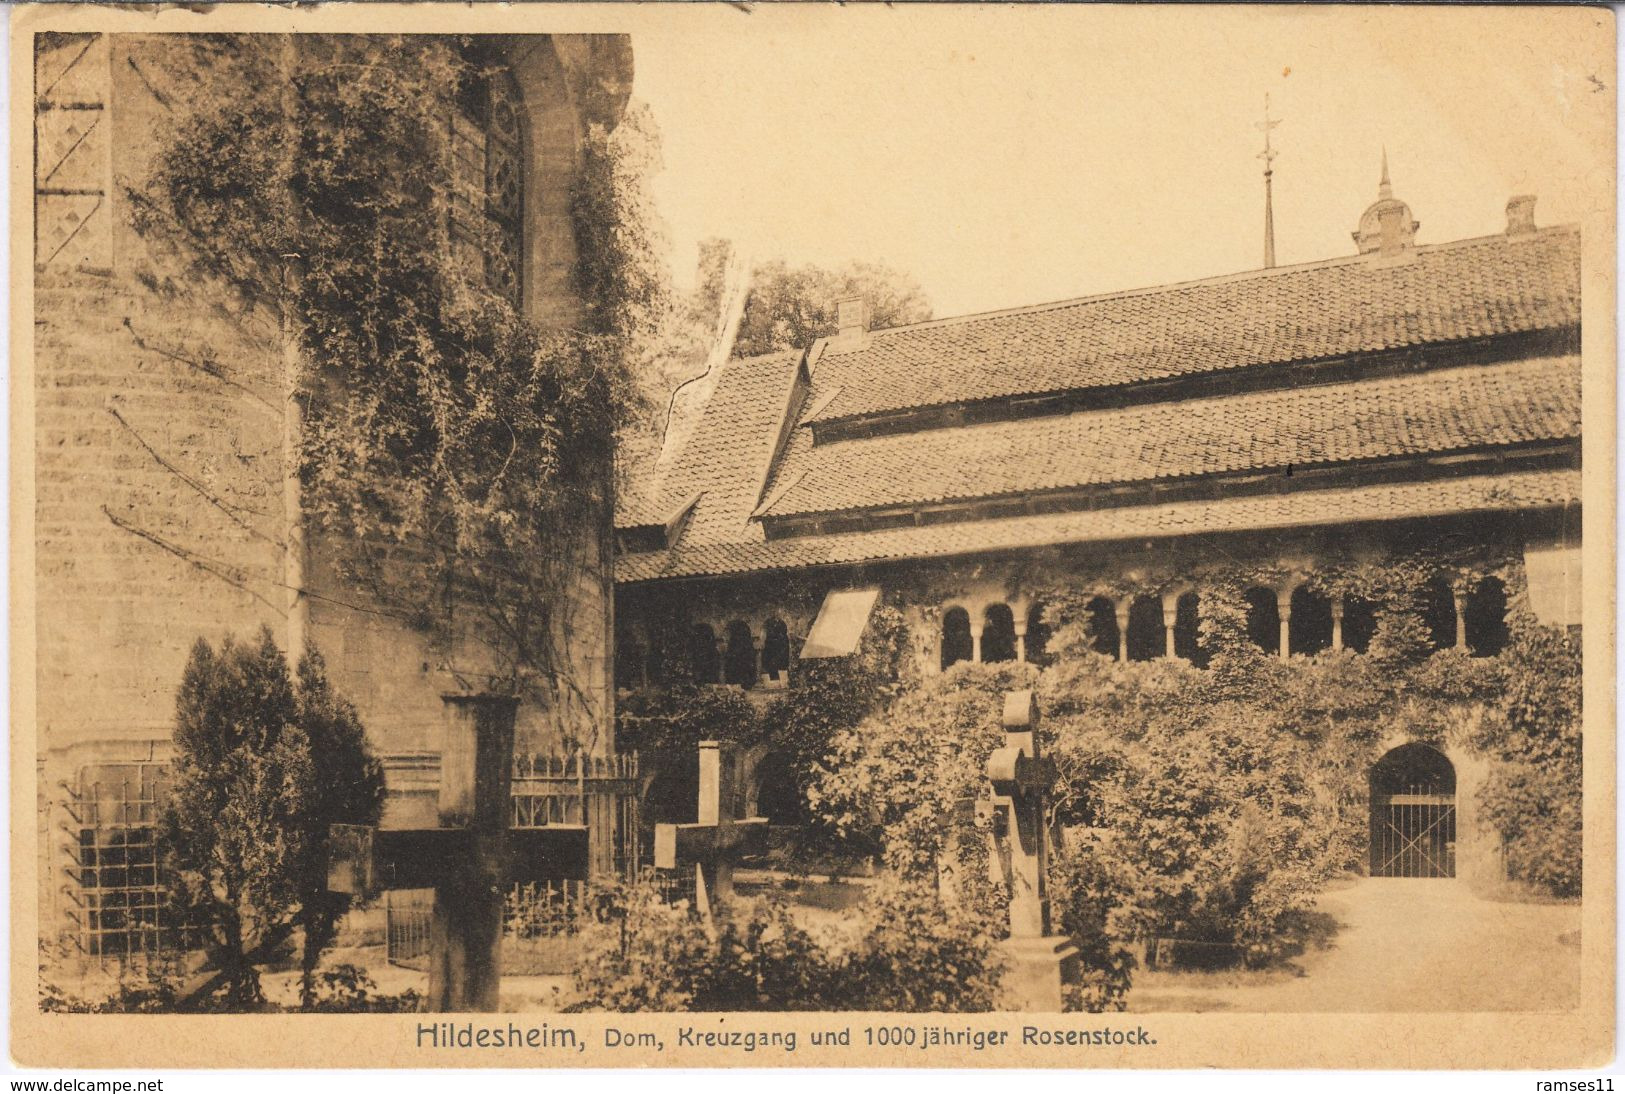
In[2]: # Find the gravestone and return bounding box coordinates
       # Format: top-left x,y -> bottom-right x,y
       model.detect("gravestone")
653,740 -> 769,928
328,694 -> 589,1011
984,689 -> 1080,1011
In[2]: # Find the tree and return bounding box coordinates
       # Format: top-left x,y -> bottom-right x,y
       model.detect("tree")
288,648 -> 387,1007
159,628 -> 384,1008
731,258 -> 932,358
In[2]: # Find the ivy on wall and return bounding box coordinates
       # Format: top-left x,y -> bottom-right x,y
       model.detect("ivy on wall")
125,35 -> 656,713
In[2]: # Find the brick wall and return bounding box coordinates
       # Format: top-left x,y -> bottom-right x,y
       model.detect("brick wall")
34,32 -> 622,945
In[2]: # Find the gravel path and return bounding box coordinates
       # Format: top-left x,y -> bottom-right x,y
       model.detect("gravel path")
1129,878 -> 1581,1013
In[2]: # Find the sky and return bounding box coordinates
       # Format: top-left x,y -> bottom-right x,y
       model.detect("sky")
629,5 -> 1613,320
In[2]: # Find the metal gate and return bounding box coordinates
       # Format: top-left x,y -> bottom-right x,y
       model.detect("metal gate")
1371,791 -> 1456,878
1369,742 -> 1456,879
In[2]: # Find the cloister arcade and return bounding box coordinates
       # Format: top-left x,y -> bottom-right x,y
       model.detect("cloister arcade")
615,573 -> 1511,693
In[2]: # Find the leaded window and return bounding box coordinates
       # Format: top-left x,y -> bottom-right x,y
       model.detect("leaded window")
450,55 -> 523,303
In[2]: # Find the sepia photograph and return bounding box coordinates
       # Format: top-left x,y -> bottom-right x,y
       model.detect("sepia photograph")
8,1 -> 1615,1073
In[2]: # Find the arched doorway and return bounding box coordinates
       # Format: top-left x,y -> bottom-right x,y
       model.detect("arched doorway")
752,751 -> 805,826
1369,743 -> 1456,878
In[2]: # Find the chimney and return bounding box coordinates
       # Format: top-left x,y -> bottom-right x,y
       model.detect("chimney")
1506,194 -> 1537,237
832,295 -> 870,350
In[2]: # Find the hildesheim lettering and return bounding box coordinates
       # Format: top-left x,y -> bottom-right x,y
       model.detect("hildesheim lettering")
416,1022 -> 580,1050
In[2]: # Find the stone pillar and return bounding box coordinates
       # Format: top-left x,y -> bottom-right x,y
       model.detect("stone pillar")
1014,619 -> 1028,664
988,691 -> 1080,1011
1453,590 -> 1468,650
1276,589 -> 1293,661
430,693 -> 518,1013
695,740 -> 733,918
1114,601 -> 1130,663
1161,595 -> 1179,660
751,629 -> 765,685
970,621 -> 984,664
1331,599 -> 1345,652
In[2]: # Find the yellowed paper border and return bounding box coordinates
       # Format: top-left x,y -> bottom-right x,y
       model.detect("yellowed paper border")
9,2 -> 1616,1070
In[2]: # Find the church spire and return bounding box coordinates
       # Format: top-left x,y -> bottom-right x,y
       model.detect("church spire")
1256,94 -> 1281,269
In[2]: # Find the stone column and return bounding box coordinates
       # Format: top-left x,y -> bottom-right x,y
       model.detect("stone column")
430,693 -> 518,1013
751,629 -> 765,685
1114,601 -> 1130,663
1276,589 -> 1293,661
1453,590 -> 1468,650
1014,618 -> 1028,664
970,620 -> 985,664
1161,595 -> 1179,660
1331,599 -> 1345,652
695,740 -> 733,918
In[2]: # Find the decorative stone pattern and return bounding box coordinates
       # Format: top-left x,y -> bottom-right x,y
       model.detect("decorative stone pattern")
35,33 -> 111,272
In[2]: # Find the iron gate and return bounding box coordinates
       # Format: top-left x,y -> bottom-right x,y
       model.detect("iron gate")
1371,791 -> 1456,878
1369,742 -> 1457,879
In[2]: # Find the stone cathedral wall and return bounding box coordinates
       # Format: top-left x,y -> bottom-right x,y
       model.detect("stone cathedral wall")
32,32 -> 626,946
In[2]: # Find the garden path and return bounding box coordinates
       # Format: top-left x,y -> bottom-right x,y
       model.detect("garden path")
1128,878 -> 1581,1013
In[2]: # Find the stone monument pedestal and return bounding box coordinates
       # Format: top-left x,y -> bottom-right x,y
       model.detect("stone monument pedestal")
1001,934 -> 1081,1012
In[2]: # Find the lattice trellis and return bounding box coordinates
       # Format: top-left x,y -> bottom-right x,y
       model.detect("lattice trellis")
35,32 -> 110,271
56,760 -> 204,964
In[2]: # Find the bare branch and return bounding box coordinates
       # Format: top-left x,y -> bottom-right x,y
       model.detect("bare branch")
122,318 -> 281,414
107,405 -> 284,548
102,506 -> 287,618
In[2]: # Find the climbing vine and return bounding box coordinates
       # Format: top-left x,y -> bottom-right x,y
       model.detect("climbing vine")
125,35 -> 656,711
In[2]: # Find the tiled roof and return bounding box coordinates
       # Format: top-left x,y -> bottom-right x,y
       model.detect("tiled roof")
619,350 -> 804,546
615,479 -> 674,528
807,227 -> 1580,425
616,469 -> 1580,583
760,356 -> 1580,518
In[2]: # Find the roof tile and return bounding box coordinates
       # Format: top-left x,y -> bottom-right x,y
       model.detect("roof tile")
763,357 -> 1580,517
808,228 -> 1580,424
617,470 -> 1580,582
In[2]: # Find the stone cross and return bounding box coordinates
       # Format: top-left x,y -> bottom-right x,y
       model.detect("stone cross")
653,740 -> 769,926
984,690 -> 1079,1010
328,694 -> 588,1012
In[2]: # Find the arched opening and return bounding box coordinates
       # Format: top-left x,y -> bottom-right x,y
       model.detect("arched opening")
981,603 -> 1017,663
761,618 -> 791,682
941,607 -> 973,670
1243,587 -> 1280,655
688,623 -> 720,684
1369,743 -> 1456,878
1289,586 -> 1334,656
1464,577 -> 1509,657
1173,591 -> 1206,666
1125,595 -> 1164,662
723,621 -> 757,687
1342,596 -> 1379,654
752,752 -> 805,826
1024,603 -> 1052,666
643,748 -> 700,829
1420,576 -> 1458,652
1085,596 -> 1119,659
